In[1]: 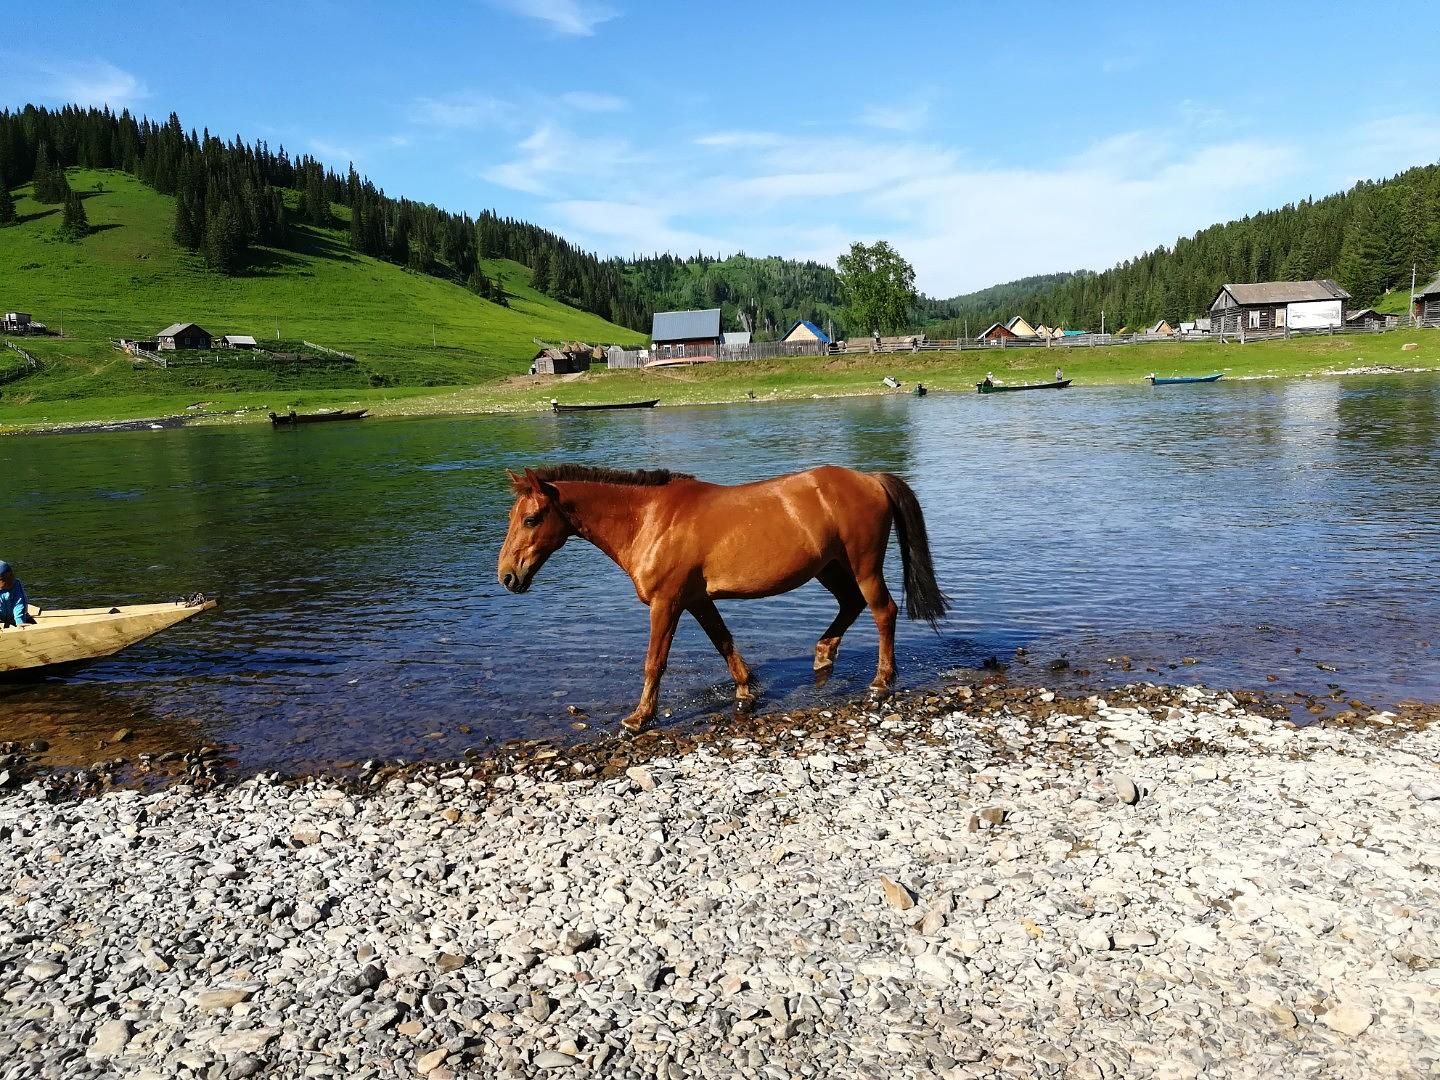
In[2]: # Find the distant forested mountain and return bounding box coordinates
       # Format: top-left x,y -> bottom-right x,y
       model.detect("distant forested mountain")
623,253 -> 846,339
918,272 -> 1086,333
923,167 -> 1440,333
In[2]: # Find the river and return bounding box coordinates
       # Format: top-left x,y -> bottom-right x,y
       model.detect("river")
2,374 -> 1438,772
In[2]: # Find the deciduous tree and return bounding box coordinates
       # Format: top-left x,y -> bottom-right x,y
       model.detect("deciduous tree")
836,241 -> 917,335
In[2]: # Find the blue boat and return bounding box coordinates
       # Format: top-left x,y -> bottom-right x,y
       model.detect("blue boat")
1147,373 -> 1223,385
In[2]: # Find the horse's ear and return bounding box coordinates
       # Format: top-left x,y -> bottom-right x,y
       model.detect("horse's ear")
506,469 -> 528,494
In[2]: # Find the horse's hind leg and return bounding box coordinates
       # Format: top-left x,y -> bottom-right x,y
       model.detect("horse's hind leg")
856,571 -> 899,693
689,596 -> 754,708
814,562 -> 866,686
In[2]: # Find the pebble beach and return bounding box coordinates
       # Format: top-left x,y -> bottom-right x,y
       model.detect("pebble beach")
3,683 -> 1438,1080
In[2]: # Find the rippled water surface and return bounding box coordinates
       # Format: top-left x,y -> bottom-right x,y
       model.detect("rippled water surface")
2,374 -> 1437,770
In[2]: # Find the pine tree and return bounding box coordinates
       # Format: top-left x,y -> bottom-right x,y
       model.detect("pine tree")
204,204 -> 244,274
531,250 -> 551,293
45,165 -> 72,205
0,176 -> 16,226
59,190 -> 89,239
1337,199 -> 1388,304
32,142 -> 55,200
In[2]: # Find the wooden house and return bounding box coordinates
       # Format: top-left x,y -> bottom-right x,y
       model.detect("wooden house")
1005,315 -> 1038,339
155,323 -> 212,351
1413,274 -> 1440,325
978,321 -> 1019,343
650,308 -> 721,361
530,345 -> 592,376
1148,320 -> 1174,336
782,320 -> 830,345
1344,308 -> 1388,330
1210,280 -> 1349,337
219,334 -> 259,349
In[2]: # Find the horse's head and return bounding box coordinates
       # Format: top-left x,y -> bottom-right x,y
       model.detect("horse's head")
497,468 -> 572,594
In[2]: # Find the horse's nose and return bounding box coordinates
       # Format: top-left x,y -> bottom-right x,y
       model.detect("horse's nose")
501,571 -> 518,592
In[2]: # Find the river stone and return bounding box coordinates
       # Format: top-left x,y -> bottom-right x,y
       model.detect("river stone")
1411,782 -> 1440,801
88,1019 -> 132,1058
1322,1005 -> 1374,1037
1079,929 -> 1111,951
23,960 -> 64,981
198,988 -> 253,1011
625,766 -> 657,792
534,1050 -> 578,1069
1114,775 -> 1139,805
879,875 -> 915,911
416,1048 -> 449,1074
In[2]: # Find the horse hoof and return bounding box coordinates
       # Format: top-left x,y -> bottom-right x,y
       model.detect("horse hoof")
814,666 -> 834,688
620,715 -> 647,734
735,693 -> 756,713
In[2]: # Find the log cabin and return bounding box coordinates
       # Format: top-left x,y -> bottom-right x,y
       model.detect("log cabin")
1210,280 -> 1349,338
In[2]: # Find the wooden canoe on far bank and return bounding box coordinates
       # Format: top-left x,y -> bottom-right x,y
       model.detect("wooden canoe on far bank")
1,600 -> 217,676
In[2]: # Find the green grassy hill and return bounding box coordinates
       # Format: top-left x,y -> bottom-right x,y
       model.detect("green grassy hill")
0,169 -> 644,425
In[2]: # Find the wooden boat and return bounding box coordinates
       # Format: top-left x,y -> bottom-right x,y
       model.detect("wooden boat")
1147,373 -> 1223,385
551,399 -> 659,414
976,379 -> 1072,394
270,409 -> 369,427
1,599 -> 217,676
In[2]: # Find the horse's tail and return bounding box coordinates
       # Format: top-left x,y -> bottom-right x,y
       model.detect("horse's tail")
876,473 -> 949,628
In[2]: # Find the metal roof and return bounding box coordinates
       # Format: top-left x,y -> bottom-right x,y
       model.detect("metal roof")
783,320 -> 830,344
1217,279 -> 1350,305
651,308 -> 721,342
721,331 -> 751,346
222,334 -> 258,345
1418,273 -> 1440,298
156,322 -> 206,338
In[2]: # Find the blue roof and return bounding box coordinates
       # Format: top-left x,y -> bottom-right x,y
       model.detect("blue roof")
1062,328 -> 1086,336
784,319 -> 830,344
651,308 -> 721,342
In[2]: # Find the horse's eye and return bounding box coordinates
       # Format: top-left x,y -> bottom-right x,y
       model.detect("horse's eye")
523,513 -> 543,528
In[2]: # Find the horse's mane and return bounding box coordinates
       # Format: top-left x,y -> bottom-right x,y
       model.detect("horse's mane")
531,463 -> 693,487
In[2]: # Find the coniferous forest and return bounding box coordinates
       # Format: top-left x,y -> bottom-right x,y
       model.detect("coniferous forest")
5,105 -> 1440,338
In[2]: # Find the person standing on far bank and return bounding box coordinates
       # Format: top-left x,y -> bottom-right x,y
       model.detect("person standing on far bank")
0,561 -> 34,629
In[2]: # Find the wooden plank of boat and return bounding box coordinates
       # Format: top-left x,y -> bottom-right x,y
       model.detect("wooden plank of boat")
1,600 -> 217,675
551,399 -> 660,414
976,379 -> 1072,394
1147,373 -> 1223,385
270,409 -> 369,426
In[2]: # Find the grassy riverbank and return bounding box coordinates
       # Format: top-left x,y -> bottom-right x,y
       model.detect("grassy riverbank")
6,327 -> 1437,432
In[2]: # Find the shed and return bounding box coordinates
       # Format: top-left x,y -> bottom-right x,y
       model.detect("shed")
651,308 -> 721,360
782,320 -> 830,345
721,331 -> 752,348
219,334 -> 259,349
155,323 -> 212,351
1344,308 -> 1389,330
978,321 -> 1019,343
1413,274 -> 1440,325
1005,315 -> 1038,339
1148,320 -> 1174,336
1210,280 -> 1349,337
2,312 -> 32,332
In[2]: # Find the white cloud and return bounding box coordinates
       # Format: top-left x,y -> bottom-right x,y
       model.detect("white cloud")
560,91 -> 626,112
481,123 -> 643,196
694,130 -> 785,149
409,92 -> 511,129
2,59 -> 149,109
471,106 -> 1440,298
492,0 -> 617,36
859,100 -> 929,133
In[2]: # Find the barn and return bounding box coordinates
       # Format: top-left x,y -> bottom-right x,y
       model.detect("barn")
531,345 -> 592,376
1148,320 -> 1175,336
155,323 -> 212,351
219,334 -> 259,349
1210,280 -> 1349,338
1413,274 -> 1440,326
1005,315 -> 1039,339
651,308 -> 721,361
782,320 -> 830,346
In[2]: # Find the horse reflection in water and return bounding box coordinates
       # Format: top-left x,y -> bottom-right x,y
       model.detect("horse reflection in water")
496,464 -> 947,732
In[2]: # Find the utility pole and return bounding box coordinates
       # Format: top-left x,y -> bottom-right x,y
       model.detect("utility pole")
432,322 -> 437,348
274,316 -> 279,339
1411,263 -> 1418,325
1101,308 -> 1105,336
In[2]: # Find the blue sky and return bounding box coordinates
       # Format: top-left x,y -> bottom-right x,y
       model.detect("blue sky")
7,0 -> 1440,295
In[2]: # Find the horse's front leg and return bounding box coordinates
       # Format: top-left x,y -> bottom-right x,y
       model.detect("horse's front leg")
620,595 -> 683,733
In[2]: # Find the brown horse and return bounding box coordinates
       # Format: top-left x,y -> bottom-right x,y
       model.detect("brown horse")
497,464 -> 946,732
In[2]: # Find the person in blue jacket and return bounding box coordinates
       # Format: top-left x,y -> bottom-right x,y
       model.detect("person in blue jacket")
0,561 -> 35,629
